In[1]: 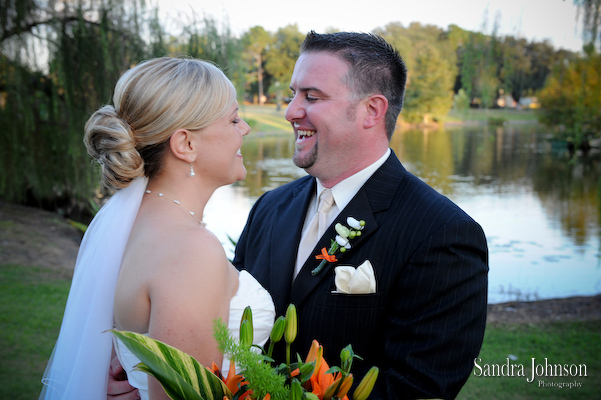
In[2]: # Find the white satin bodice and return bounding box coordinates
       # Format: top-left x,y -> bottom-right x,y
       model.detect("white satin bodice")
114,270 -> 275,400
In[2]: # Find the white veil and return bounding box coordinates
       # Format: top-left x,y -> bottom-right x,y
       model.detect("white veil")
40,177 -> 148,400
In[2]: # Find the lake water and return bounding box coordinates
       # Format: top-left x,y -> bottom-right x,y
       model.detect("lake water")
204,123 -> 601,304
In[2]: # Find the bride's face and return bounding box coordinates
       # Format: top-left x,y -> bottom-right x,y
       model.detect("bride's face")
193,102 -> 250,186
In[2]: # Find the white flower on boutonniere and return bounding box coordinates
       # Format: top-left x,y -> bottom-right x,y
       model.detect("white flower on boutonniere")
335,235 -> 351,249
346,217 -> 364,231
312,217 -> 365,276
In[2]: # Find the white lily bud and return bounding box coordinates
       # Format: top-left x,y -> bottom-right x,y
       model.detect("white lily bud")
336,235 -> 350,247
347,217 -> 363,230
335,223 -> 351,238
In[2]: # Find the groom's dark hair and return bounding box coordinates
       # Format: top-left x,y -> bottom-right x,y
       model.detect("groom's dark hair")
300,31 -> 407,139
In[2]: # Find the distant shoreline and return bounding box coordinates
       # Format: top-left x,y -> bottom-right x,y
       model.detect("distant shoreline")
487,294 -> 601,324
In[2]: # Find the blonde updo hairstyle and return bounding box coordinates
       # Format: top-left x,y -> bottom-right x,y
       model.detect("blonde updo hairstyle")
84,57 -> 236,190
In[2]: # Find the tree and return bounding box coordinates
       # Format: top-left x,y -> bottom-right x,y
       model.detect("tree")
536,0 -> 601,149
180,14 -> 244,97
448,24 -> 574,109
538,52 -> 601,141
242,26 -> 272,105
524,40 -> 570,92
402,44 -> 455,123
0,0 -> 151,216
446,24 -> 471,94
453,89 -> 470,112
574,0 -> 601,51
498,37 -> 530,103
376,22 -> 456,123
264,24 -> 304,110
373,22 -> 413,70
0,0 -> 247,216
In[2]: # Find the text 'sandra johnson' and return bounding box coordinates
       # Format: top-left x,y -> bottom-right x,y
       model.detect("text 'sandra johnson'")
473,358 -> 587,383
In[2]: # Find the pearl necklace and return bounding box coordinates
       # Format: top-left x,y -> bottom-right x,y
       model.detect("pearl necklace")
145,189 -> 206,226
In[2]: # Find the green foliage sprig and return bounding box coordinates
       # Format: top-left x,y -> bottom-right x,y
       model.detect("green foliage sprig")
214,318 -> 290,400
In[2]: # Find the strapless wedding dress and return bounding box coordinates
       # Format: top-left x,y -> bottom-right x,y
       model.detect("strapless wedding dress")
114,270 -> 275,400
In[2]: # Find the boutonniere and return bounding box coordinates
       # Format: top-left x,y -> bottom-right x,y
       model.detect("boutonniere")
311,217 -> 365,276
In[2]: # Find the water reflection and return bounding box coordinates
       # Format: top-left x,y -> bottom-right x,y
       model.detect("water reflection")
206,124 -> 601,304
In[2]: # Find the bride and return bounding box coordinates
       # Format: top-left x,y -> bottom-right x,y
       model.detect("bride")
39,57 -> 275,400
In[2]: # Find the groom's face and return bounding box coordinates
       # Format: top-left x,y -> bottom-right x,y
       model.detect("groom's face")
285,52 -> 363,184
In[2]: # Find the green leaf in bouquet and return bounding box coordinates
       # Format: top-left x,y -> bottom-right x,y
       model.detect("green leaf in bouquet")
295,354 -> 316,384
324,366 -> 344,376
110,330 -> 232,400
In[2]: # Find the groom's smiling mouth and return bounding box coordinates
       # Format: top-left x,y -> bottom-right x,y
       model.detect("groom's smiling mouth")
294,124 -> 316,140
298,130 -> 315,139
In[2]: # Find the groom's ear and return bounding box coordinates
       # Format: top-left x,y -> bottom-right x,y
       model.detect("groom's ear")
169,129 -> 196,163
361,94 -> 388,130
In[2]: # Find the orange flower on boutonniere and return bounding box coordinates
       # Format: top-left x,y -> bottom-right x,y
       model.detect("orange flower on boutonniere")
312,217 -> 365,276
315,248 -> 337,263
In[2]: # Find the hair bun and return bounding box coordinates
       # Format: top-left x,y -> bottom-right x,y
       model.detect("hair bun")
84,105 -> 144,190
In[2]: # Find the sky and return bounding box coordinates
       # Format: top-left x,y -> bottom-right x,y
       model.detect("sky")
156,0 -> 585,52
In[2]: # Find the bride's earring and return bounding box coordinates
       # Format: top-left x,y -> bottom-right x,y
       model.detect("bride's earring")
189,163 -> 195,177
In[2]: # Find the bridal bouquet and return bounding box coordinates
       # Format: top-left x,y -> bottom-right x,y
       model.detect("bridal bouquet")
111,304 -> 378,400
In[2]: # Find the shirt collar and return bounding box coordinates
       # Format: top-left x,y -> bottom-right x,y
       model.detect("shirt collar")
316,148 -> 391,211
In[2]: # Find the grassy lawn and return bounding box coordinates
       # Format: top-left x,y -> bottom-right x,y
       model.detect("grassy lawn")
2,263 -> 598,399
447,108 -> 540,123
0,264 -> 70,400
240,103 -> 291,135
458,321 -> 600,399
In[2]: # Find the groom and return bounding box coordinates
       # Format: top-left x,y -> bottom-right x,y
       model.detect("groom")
232,31 -> 488,399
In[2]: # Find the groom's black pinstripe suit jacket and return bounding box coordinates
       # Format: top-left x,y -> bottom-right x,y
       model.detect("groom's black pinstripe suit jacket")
233,150 -> 488,399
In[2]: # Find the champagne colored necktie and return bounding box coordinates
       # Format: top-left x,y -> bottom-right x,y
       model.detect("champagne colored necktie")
294,189 -> 336,278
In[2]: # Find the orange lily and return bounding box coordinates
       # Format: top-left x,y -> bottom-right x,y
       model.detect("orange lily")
334,374 -> 354,399
305,340 -> 322,368
211,361 -> 274,400
211,361 -> 250,399
322,375 -> 342,400
315,247 -> 337,263
211,362 -> 224,378
302,340 -> 349,400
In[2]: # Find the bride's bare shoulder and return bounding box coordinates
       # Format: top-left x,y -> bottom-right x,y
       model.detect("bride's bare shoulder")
171,224 -> 227,266
137,220 -> 227,275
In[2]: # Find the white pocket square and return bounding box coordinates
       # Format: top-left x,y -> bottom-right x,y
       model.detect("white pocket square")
333,260 -> 376,294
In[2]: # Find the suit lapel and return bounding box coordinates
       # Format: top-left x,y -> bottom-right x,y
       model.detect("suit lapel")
269,178 -> 315,314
